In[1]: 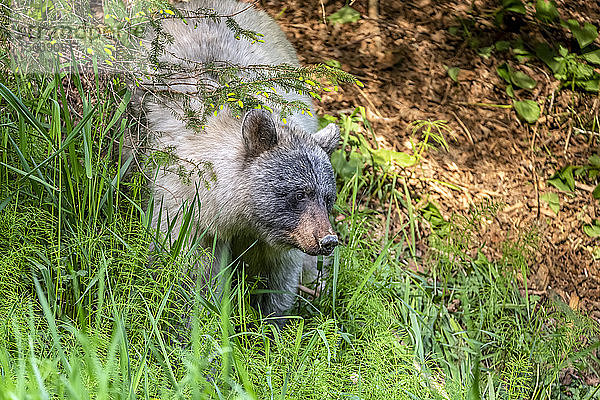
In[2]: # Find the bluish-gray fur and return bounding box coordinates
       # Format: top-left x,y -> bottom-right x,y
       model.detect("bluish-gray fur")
142,0 -> 340,321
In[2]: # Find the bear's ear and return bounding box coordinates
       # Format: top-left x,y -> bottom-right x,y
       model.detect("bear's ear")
313,123 -> 340,156
242,110 -> 278,158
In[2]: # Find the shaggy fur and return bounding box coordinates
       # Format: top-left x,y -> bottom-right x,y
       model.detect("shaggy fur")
142,0 -> 340,320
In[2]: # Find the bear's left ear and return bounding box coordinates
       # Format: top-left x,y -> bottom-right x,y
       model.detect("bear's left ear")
242,110 -> 278,158
313,123 -> 340,156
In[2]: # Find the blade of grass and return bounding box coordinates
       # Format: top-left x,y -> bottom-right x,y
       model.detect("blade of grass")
33,277 -> 71,373
0,83 -> 51,143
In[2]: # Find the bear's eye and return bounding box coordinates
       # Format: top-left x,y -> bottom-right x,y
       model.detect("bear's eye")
295,192 -> 306,202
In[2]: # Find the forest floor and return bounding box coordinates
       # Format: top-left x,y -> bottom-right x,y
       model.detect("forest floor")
260,0 -> 600,316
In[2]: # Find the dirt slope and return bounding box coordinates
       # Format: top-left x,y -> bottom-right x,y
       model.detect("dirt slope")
259,0 -> 600,315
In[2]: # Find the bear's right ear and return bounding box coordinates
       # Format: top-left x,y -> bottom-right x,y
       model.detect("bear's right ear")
242,110 -> 278,158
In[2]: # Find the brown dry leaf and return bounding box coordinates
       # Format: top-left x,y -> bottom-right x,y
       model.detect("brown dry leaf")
569,293 -> 580,311
532,264 -> 550,290
447,298 -> 461,313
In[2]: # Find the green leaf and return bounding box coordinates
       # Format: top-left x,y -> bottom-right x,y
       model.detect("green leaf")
548,166 -> 575,192
327,6 -> 361,24
541,192 -> 560,214
510,69 -> 537,89
499,61 -> 537,89
447,67 -> 460,82
513,100 -> 540,123
581,79 -> 599,92
325,59 -> 342,68
494,10 -> 506,26
502,0 -> 526,14
574,166 -> 587,178
535,43 -> 562,73
495,41 -> 510,51
497,63 -> 511,83
318,114 -> 338,130
548,177 -> 571,192
583,49 -> 600,65
589,154 -> 600,168
535,0 -> 559,23
583,221 -> 600,238
391,151 -> 418,168
564,19 -> 599,49
331,149 -> 363,179
421,202 -> 448,231
356,134 -> 416,168
506,84 -> 515,98
514,54 -> 530,63
478,46 -> 493,59
512,46 -> 531,56
593,183 -> 600,199
371,148 -> 416,168
558,44 -> 569,57
560,166 -> 576,191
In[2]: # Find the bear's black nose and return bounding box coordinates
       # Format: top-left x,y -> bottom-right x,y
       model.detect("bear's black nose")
319,235 -> 338,255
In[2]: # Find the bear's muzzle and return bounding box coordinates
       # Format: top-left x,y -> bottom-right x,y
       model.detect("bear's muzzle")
290,204 -> 338,256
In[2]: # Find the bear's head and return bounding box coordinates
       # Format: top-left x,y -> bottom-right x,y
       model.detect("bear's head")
242,110 -> 340,256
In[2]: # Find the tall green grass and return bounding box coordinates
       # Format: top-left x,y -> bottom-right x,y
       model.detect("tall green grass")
1,59 -> 599,399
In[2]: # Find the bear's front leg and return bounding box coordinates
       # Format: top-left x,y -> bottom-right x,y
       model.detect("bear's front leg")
251,251 -> 303,326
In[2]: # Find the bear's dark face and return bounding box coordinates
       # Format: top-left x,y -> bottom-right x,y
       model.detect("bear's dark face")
242,110 -> 340,256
